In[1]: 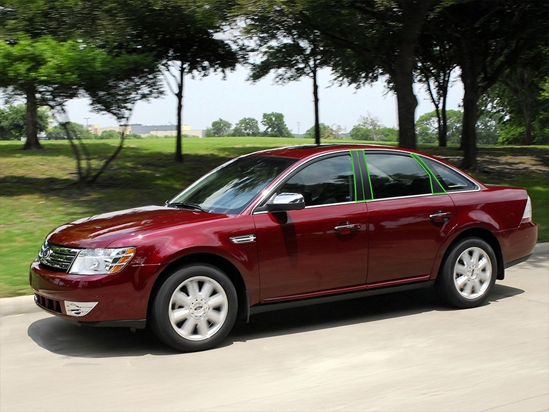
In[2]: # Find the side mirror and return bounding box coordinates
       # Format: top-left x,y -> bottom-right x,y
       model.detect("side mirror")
267,193 -> 305,212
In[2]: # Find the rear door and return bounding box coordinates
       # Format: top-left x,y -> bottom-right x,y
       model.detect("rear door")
362,151 -> 456,285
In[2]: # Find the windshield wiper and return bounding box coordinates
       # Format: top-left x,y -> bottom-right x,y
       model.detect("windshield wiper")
166,202 -> 208,213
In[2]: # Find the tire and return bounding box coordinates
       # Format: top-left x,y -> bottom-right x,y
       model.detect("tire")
435,237 -> 497,309
150,264 -> 237,352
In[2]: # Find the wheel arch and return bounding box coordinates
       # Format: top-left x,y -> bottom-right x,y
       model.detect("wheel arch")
439,228 -> 504,280
147,253 -> 250,324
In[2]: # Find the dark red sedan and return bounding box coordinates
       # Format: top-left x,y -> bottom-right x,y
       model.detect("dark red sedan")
30,145 -> 537,351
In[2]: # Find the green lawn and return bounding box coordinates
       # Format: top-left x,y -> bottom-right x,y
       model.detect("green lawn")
1,137 -> 547,297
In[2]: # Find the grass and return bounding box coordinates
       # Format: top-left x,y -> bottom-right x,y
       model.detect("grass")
1,137 -> 547,298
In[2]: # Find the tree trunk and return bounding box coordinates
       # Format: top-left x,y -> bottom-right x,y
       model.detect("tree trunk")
175,67 -> 184,163
393,70 -> 418,150
458,36 -> 479,170
90,127 -> 127,183
439,98 -> 448,147
438,69 -> 452,147
519,69 -> 535,145
460,70 -> 479,170
392,0 -> 435,150
23,84 -> 43,150
522,107 -> 533,145
312,60 -> 320,146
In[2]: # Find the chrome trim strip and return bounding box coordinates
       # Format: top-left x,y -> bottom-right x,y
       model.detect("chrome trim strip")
230,235 -> 257,244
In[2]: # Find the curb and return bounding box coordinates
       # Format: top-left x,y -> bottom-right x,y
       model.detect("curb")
1,243 -> 547,319
0,295 -> 39,318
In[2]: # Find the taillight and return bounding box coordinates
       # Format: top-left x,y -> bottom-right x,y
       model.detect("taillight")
521,196 -> 532,224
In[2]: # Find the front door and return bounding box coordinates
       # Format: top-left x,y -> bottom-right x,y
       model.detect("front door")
253,154 -> 369,302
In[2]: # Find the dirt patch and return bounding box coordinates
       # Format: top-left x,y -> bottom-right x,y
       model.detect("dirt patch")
434,148 -> 549,183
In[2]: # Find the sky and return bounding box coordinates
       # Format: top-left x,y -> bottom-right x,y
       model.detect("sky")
64,67 -> 464,134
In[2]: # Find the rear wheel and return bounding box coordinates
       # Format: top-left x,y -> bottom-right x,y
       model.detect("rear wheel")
435,238 -> 497,309
150,264 -> 237,352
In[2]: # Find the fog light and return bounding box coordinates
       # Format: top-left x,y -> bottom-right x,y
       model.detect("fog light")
64,301 -> 98,317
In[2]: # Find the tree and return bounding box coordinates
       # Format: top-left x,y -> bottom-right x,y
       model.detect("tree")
98,130 -> 122,140
0,36 -> 85,149
416,109 -> 500,145
416,21 -> 458,147
290,0 -> 442,149
377,127 -> 399,142
0,0 -> 161,159
46,123 -> 81,140
0,1 -> 90,149
0,104 -> 49,140
118,0 -> 238,162
438,1 -> 549,168
239,1 -> 333,145
350,114 -> 385,141
232,117 -> 260,136
261,112 -> 293,137
481,48 -> 549,145
304,123 -> 334,140
45,122 -> 92,140
0,0 -> 162,183
416,110 -> 463,144
475,114 -> 501,145
206,118 -> 232,137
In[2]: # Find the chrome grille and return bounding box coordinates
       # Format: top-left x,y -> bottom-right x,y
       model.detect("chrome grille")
38,242 -> 80,271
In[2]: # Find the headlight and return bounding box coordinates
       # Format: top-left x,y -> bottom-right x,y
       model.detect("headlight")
69,247 -> 136,275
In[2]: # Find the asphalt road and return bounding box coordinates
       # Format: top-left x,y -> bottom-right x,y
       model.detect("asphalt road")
1,244 -> 548,412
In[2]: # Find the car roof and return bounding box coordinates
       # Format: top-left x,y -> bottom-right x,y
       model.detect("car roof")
250,144 -> 419,160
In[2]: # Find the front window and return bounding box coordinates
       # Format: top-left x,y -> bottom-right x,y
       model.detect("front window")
169,155 -> 297,214
279,155 -> 355,206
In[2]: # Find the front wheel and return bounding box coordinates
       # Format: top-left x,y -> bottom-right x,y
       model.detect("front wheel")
150,264 -> 237,352
435,238 -> 497,309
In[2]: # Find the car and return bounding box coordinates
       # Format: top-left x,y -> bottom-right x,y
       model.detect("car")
30,144 -> 538,352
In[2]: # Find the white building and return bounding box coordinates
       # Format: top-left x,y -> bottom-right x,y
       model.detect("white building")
96,124 -> 204,137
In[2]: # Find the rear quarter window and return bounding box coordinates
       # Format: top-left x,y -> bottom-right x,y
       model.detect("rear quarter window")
422,157 -> 478,192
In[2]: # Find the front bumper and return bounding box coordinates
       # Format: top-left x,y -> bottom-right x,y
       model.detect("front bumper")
29,260 -> 162,325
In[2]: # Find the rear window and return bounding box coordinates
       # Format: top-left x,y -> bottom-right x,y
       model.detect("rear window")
366,153 -> 432,199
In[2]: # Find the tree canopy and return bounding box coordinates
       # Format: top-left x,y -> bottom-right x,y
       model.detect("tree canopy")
0,103 -> 49,140
233,117 -> 261,136
1,0 -> 548,172
0,0 -> 161,152
206,118 -> 232,137
261,112 -> 293,137
110,0 -> 239,161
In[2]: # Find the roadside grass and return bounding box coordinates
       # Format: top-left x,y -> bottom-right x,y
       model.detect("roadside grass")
1,138 -> 547,297
0,137 -> 300,297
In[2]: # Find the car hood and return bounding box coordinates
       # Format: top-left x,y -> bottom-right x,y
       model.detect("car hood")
46,205 -> 228,248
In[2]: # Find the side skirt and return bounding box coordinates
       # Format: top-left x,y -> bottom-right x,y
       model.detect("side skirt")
249,281 -> 435,316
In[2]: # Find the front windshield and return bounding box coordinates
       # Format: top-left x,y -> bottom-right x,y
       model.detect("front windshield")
169,155 -> 297,214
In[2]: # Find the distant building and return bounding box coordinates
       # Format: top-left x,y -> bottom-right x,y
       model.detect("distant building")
96,124 -> 204,138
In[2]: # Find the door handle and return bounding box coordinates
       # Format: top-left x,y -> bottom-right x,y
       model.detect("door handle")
334,223 -> 361,235
430,211 -> 452,223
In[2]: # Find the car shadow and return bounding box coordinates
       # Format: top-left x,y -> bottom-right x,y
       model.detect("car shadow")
228,283 -> 523,343
27,283 -> 523,358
